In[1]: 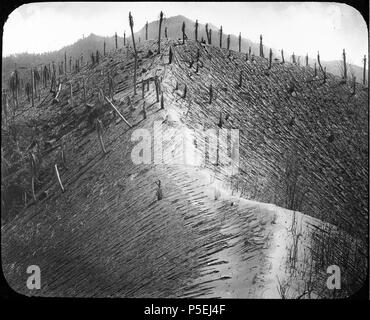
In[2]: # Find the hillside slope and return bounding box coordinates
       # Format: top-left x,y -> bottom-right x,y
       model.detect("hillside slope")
1,38 -> 368,298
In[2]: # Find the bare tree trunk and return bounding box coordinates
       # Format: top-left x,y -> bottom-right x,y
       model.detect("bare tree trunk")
238,33 -> 241,52
145,21 -> 148,40
205,24 -> 210,44
363,55 -> 367,85
31,68 -> 34,108
83,77 -> 86,106
95,119 -> 107,154
115,32 -> 118,50
155,77 -> 160,102
158,11 -> 163,53
15,69 -> 19,109
129,12 -> 138,95
182,21 -> 186,45
352,76 -> 356,95
54,164 -> 65,192
168,46 -> 173,64
69,81 -> 73,107
2,92 -> 8,127
343,49 -> 347,81
317,51 -> 323,72
195,20 -> 198,42
259,35 -> 263,57
219,26 -> 222,48
269,48 -> 272,69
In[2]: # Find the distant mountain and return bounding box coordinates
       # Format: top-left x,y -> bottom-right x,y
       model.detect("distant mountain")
2,15 -> 366,85
2,33 -> 121,84
134,15 -> 268,57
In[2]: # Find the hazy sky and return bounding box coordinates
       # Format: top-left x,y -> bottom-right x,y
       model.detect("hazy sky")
2,2 -> 368,66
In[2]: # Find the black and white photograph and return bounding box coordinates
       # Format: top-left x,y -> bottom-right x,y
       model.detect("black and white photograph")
1,1 -> 368,305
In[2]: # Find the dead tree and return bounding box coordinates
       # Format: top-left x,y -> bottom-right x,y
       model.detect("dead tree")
104,94 -> 132,127
64,52 -> 67,74
205,23 -> 210,44
9,69 -> 19,110
95,118 -> 107,154
218,112 -> 224,128
160,93 -> 164,109
168,46 -> 173,64
317,51 -> 324,72
53,83 -> 62,103
83,77 -> 87,106
158,11 -> 163,53
155,180 -> 163,200
115,32 -> 118,50
281,49 -> 285,63
30,68 -> 35,108
142,80 -> 145,99
42,65 -> 49,88
238,33 -> 241,52
145,21 -> 148,40
269,48 -> 272,69
363,55 -> 367,85
129,12 -> 137,95
69,81 -> 73,108
104,41 -> 106,56
54,163 -> 65,192
343,49 -> 347,81
165,26 -> 168,39
238,70 -> 243,87
227,35 -> 230,50
142,101 -> 147,119
29,153 -> 37,201
259,35 -> 264,57
124,31 -> 126,46
305,54 -> 309,66
2,91 -> 8,127
182,84 -> 187,99
182,21 -> 186,45
209,84 -> 213,104
195,19 -> 198,42
108,73 -> 114,100
352,76 -> 356,95
219,26 -> 222,48
292,52 -> 296,64
155,77 -> 160,102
